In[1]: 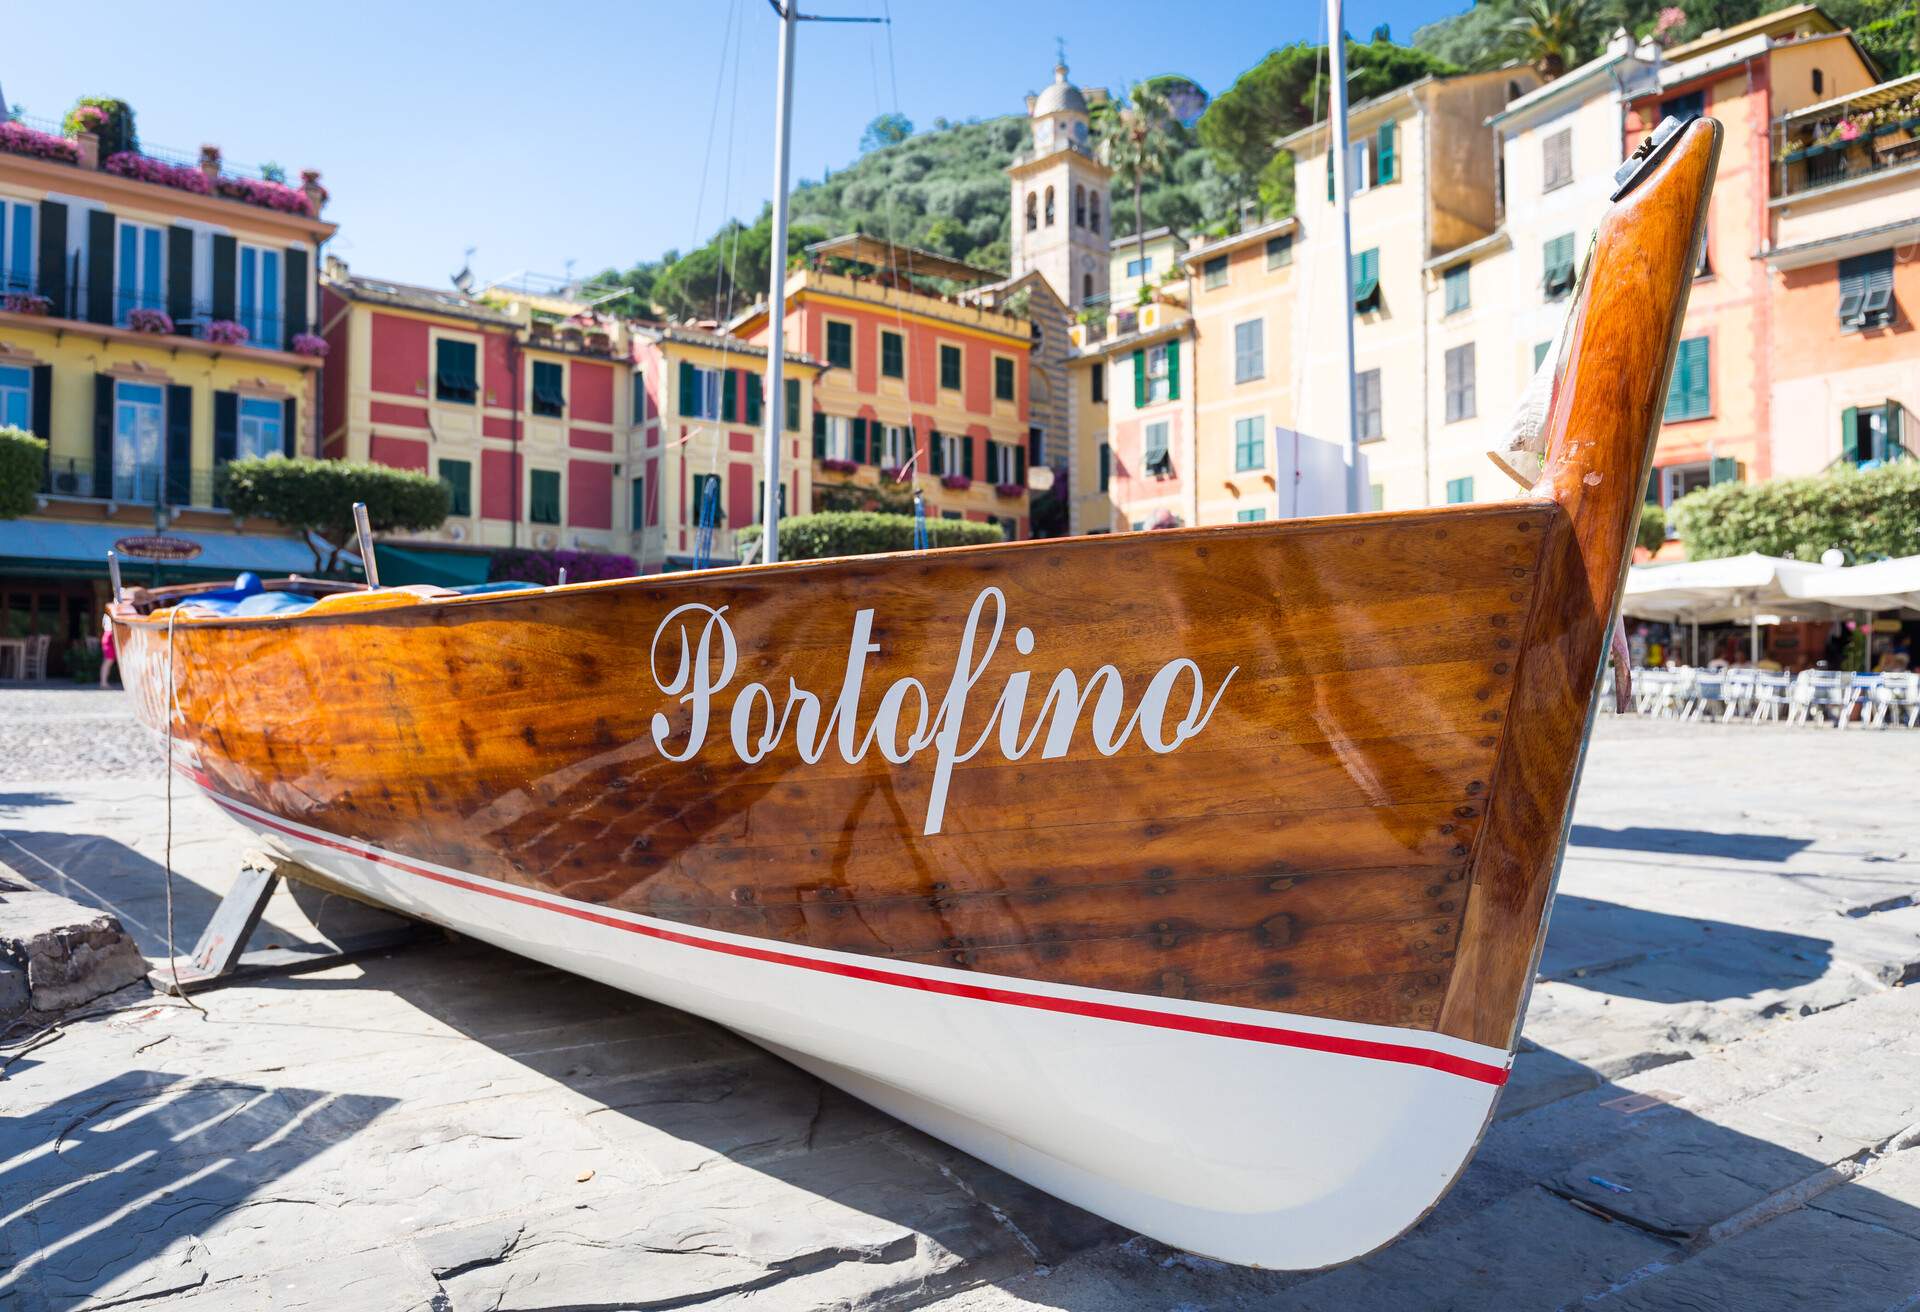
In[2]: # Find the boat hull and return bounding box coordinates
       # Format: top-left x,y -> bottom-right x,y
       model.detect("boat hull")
198,784 -> 1505,1269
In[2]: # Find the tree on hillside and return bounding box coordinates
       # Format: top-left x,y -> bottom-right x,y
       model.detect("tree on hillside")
1097,83 -> 1179,275
860,113 -> 914,153
1504,0 -> 1620,79
1197,36 -> 1459,217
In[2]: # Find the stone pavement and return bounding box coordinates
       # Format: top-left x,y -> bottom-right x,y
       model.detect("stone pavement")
2,686 -> 1919,1311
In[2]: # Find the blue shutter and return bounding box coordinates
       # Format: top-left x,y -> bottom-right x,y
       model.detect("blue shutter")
1377,121 -> 1397,184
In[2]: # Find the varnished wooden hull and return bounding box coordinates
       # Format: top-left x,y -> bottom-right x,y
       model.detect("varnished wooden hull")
115,120 -> 1719,1268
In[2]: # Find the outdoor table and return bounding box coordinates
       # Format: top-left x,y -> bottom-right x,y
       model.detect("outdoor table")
0,636 -> 25,680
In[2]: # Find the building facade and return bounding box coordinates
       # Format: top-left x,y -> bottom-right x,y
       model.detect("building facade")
1,109 -> 333,669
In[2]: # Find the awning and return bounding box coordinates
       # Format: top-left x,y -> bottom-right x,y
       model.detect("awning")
0,518 -> 327,582
1622,553 -> 1831,622
1782,555 -> 1920,616
373,542 -> 493,588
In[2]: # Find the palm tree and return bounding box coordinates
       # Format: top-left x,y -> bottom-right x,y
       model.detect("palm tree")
1097,83 -> 1178,277
1504,0 -> 1615,81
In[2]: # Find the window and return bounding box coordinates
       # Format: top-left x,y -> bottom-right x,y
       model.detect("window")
1444,263 -> 1470,314
1098,440 -> 1110,491
1089,193 -> 1100,233
1534,340 -> 1553,369
1813,69 -> 1824,95
116,221 -> 164,326
1233,319 -> 1264,383
237,396 -> 283,459
1091,361 -> 1105,403
1841,402 -> 1907,465
1838,250 -> 1895,329
1236,508 -> 1267,523
1543,233 -> 1576,300
0,198 -> 32,293
440,458 -> 472,517
928,430 -> 964,475
1234,416 -> 1264,472
679,362 -> 722,419
1369,483 -> 1385,511
1266,233 -> 1293,269
1144,421 -> 1171,476
1025,193 -> 1038,232
1664,336 -> 1711,421
436,338 -> 478,404
1204,256 -> 1228,290
1349,139 -> 1374,195
881,423 -> 911,468
529,469 -> 561,524
690,471 -> 723,524
236,244 -> 282,346
1661,90 -> 1704,123
1355,368 -> 1383,441
1444,343 -> 1476,423
1045,186 -> 1055,226
994,356 -> 1015,401
817,414 -> 852,460
1446,476 -> 1474,504
0,365 -> 28,431
1126,256 -> 1152,279
1661,462 -> 1712,504
1542,128 -> 1573,192
1083,272 -> 1094,300
1352,248 -> 1380,312
631,474 -> 647,528
1028,426 -> 1044,463
633,372 -> 650,425
988,441 -> 1023,484
940,343 -> 962,390
531,360 -> 565,417
881,330 -> 904,378
112,381 -> 165,502
825,321 -> 853,369
756,480 -> 788,524
1075,185 -> 1087,227
1144,344 -> 1171,403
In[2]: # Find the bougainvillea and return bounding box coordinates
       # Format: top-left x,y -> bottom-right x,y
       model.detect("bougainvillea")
3,293 -> 52,316
819,457 -> 858,474
0,120 -> 80,164
103,151 -> 210,193
290,333 -> 329,357
214,175 -> 313,215
203,319 -> 250,346
994,482 -> 1024,498
127,308 -> 174,334
940,473 -> 972,491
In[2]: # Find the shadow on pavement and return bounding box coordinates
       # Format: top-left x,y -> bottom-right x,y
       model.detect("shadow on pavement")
1538,895 -> 1831,1003
1569,824 -> 1812,863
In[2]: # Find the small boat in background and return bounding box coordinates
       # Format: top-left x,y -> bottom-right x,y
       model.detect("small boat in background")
113,116 -> 1719,1269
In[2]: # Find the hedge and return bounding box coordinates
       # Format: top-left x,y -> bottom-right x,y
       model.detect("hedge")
735,511 -> 1006,561
1636,501 -> 1669,555
218,456 -> 451,572
0,427 -> 48,520
1670,460 -> 1920,561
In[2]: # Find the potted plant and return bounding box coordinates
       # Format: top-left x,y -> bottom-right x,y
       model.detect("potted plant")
291,332 -> 329,357
994,481 -> 1024,498
300,169 -> 328,215
127,307 -> 174,334
199,143 -> 222,184
820,457 -> 858,474
3,292 -> 52,316
941,473 -> 972,491
204,319 -> 250,346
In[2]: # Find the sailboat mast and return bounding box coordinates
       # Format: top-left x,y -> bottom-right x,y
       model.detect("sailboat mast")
760,1 -> 799,565
1326,0 -> 1362,513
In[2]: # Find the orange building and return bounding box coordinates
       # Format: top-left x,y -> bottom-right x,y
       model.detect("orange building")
1625,5 -> 1877,512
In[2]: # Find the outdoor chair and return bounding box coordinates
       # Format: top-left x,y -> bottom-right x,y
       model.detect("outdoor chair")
1787,669 -> 1852,727
1750,673 -> 1794,723
1840,673 -> 1880,729
1717,669 -> 1758,721
1686,669 -> 1727,721
1646,668 -> 1695,719
1867,671 -> 1920,729
20,634 -> 51,682
1631,668 -> 1672,716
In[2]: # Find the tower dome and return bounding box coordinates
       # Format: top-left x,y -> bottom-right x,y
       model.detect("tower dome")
1031,64 -> 1088,118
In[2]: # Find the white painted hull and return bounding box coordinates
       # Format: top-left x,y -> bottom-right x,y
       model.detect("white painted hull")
203,787 -> 1509,1270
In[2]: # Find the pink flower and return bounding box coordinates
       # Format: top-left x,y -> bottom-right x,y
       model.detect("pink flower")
127,308 -> 174,334
290,332 -> 329,357
74,106 -> 109,132
203,319 -> 251,346
1655,7 -> 1685,33
103,151 -> 211,194
940,473 -> 972,491
213,174 -> 314,215
819,457 -> 858,474
994,482 -> 1024,497
3,292 -> 53,316
0,120 -> 81,164
1838,118 -> 1861,141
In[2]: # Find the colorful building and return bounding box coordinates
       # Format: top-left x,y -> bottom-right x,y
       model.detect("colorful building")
1075,296 -> 1195,531
1765,69 -> 1920,476
733,235 -> 1036,539
1627,5 -> 1877,509
0,106 -> 333,670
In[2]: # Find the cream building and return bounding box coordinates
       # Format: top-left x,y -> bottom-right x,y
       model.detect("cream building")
1108,226 -> 1188,308
1009,64 -> 1112,312
1285,66 -> 1539,510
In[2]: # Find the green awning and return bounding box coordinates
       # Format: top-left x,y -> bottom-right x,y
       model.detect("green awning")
373,542 -> 493,587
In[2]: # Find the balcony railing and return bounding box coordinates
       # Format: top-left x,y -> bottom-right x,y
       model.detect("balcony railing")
1,273 -> 295,351
1775,81 -> 1920,198
42,456 -> 220,508
1,114 -> 323,218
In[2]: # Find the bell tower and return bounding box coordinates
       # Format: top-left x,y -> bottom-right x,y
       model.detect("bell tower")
1008,63 -> 1111,311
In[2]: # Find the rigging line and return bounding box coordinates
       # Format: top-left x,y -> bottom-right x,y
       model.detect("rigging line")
867,0 -> 915,478
682,0 -> 743,320
712,0 -> 751,501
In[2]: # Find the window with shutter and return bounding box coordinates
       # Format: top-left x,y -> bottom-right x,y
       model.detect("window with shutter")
1352,248 -> 1381,311
1445,344 -> 1476,423
1355,369 -> 1383,440
435,339 -> 478,404
1165,339 -> 1181,401
631,475 -> 646,529
529,469 -> 561,524
825,321 -> 853,368
440,459 -> 472,517
1144,421 -> 1171,476
1376,121 -> 1396,184
1204,256 -> 1228,290
1543,233 -> 1576,299
785,377 -> 800,430
1542,128 -> 1572,191
1444,263 -> 1470,315
1098,440 -> 1110,491
1446,477 -> 1474,504
1091,361 -> 1105,403
940,344 -> 963,390
881,330 -> 904,378
1663,336 -> 1711,422
1233,319 -> 1264,383
1266,234 -> 1293,269
746,373 -> 763,425
1710,456 -> 1739,484
1234,416 -> 1264,471
0,365 -> 29,432
0,198 -> 33,294
1838,250 -> 1895,329
994,356 -> 1015,400
531,360 -> 565,417
679,361 -> 699,417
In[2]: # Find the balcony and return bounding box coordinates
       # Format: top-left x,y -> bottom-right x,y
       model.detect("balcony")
1774,75 -> 1920,199
40,456 -> 221,509
1,274 -> 315,358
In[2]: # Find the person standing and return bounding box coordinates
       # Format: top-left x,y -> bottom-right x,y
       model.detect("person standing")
98,621 -> 117,689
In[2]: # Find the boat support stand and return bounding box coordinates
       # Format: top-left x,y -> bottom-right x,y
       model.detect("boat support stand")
148,853 -> 420,996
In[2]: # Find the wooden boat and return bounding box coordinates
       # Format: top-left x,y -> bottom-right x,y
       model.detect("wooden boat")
112,118 -> 1718,1270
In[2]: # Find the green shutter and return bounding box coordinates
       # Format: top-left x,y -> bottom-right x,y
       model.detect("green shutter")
211,233 -> 236,323
37,201 -> 67,316
679,361 -> 698,417
721,368 -> 738,422
87,209 -> 115,325
852,416 -> 868,463
785,377 -> 800,431
747,373 -> 763,425
1665,338 -> 1709,422
962,434 -> 974,479
1841,406 -> 1859,463
92,373 -> 113,498
931,431 -> 945,474
213,391 -> 238,467
283,246 -> 308,345
1887,403 -> 1905,458
1132,349 -> 1147,408
1687,339 -> 1710,417
1099,442 -> 1110,491
812,410 -> 827,457
167,226 -> 194,326
1165,338 -> 1181,402
441,459 -> 472,517
1377,121 -> 1396,184
1710,456 -> 1738,484
283,397 -> 297,457
164,384 -> 192,506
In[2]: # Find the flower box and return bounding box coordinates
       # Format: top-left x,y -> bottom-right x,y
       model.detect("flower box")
940,474 -> 972,491
2,292 -> 52,316
879,465 -> 910,483
104,151 -> 211,194
214,174 -> 314,215
204,319 -> 250,346
291,333 -> 329,358
0,120 -> 80,165
994,482 -> 1024,498
127,307 -> 174,334
819,457 -> 858,474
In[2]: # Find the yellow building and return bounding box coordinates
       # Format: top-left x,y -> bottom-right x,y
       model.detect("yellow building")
1179,217 -> 1301,525
1,106 -> 334,671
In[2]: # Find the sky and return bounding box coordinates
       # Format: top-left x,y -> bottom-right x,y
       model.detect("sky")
9,0 -> 1467,289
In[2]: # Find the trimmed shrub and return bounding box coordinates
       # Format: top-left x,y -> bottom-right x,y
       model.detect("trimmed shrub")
217,456 -> 451,572
1670,460 -> 1920,561
736,511 -> 1005,561
1637,501 -> 1669,555
489,548 -> 637,586
0,427 -> 48,519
